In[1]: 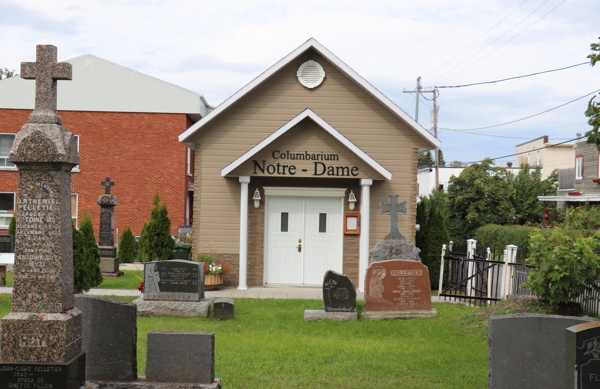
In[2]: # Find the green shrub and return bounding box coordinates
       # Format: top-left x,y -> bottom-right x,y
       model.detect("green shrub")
7,215 -> 15,237
139,191 -> 174,262
118,226 -> 137,263
422,202 -> 449,289
475,225 -> 537,260
73,212 -> 103,293
523,228 -> 600,313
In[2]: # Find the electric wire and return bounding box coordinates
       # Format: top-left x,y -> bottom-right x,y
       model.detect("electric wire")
439,88 -> 600,132
441,128 -> 573,140
435,62 -> 588,89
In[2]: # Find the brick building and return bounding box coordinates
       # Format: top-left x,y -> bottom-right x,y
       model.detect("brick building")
0,54 -> 212,239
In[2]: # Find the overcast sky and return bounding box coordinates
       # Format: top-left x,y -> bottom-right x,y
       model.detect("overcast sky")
1,0 -> 598,164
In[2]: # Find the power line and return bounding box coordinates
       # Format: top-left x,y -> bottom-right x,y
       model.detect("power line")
434,0 -> 567,85
441,128 -> 574,140
436,62 -> 588,89
439,88 -> 600,132
464,136 -> 584,164
428,0 -> 552,85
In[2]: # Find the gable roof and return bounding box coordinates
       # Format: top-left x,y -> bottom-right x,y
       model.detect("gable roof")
221,109 -> 392,180
179,38 -> 440,150
0,54 -> 212,117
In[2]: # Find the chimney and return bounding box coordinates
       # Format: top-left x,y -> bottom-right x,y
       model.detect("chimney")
507,162 -> 513,168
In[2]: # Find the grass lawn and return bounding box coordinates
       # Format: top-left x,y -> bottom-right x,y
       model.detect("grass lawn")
3,273 -> 11,287
0,295 -> 488,388
95,270 -> 144,290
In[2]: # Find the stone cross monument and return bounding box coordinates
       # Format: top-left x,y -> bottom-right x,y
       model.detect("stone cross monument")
380,194 -> 407,240
0,45 -> 85,389
97,177 -> 121,276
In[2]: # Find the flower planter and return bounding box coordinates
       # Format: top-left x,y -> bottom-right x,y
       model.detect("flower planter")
205,273 -> 224,290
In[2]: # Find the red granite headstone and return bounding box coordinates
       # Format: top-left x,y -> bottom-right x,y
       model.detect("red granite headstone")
365,260 -> 432,312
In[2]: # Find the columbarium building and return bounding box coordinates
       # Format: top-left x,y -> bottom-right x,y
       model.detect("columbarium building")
179,39 -> 439,291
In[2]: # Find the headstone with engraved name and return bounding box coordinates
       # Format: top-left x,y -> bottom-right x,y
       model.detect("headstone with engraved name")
143,260 -> 204,301
323,270 -> 356,312
0,44 -> 85,389
566,321 -> 600,389
362,259 -> 436,320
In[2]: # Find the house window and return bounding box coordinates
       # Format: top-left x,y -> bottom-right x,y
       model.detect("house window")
280,212 -> 289,233
318,213 -> 327,233
0,192 -> 15,229
0,134 -> 16,168
71,135 -> 80,172
71,193 -> 78,227
576,155 -> 584,180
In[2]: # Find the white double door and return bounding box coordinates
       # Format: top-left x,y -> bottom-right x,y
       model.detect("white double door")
265,196 -> 342,285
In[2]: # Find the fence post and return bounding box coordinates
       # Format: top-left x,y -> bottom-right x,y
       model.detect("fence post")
449,241 -> 453,252
502,245 -> 517,299
447,241 -> 454,285
486,247 -> 492,304
466,239 -> 477,303
438,244 -> 446,296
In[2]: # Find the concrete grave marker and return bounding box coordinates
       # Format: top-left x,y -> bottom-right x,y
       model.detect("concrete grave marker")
566,321 -> 600,389
0,44 -> 85,389
213,298 -> 235,320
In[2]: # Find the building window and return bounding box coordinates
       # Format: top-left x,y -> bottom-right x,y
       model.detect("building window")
0,192 -> 15,229
576,155 -> 584,180
71,193 -> 78,227
280,212 -> 289,233
0,134 -> 16,168
318,213 -> 327,233
71,135 -> 80,172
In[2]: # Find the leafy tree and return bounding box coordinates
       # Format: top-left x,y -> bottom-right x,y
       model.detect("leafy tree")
0,68 -> 16,80
586,37 -> 600,150
73,212 -> 103,293
118,226 -> 137,263
422,201 -> 449,289
447,159 -> 516,242
418,151 -> 434,168
448,161 -> 466,167
7,215 -> 15,237
438,149 -> 446,167
511,164 -> 558,225
139,191 -> 174,261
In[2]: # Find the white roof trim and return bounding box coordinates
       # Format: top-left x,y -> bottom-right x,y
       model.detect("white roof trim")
538,195 -> 600,202
220,109 -> 392,180
179,38 -> 440,149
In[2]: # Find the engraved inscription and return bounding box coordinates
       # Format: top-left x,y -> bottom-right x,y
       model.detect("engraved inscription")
66,327 -> 82,347
0,364 -> 64,389
19,334 -> 48,348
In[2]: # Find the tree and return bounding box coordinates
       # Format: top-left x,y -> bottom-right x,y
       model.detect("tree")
586,37 -> 600,150
415,199 -> 428,257
73,212 -> 103,293
139,191 -> 174,261
447,159 -> 516,242
0,68 -> 16,80
511,164 -> 558,225
418,151 -> 434,168
448,161 -> 466,168
423,202 -> 449,289
438,149 -> 446,167
118,226 -> 137,263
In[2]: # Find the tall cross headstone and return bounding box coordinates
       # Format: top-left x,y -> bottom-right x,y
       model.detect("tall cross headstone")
97,177 -> 120,274
380,194 -> 407,240
0,45 -> 85,389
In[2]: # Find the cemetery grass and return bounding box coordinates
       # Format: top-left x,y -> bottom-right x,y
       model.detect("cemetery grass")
95,270 -> 144,289
107,296 -> 487,389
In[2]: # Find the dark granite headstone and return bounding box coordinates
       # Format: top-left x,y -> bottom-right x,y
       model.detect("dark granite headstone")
0,44 -> 85,389
214,298 -> 235,320
323,270 -> 356,312
566,321 -> 600,389
0,235 -> 14,253
144,260 -> 204,301
74,295 -> 137,382
489,313 -> 599,389
146,331 -> 215,384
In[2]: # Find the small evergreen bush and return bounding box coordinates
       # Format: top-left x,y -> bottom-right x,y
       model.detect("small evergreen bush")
139,191 -> 174,261
422,202 -> 449,289
118,226 -> 137,263
73,212 -> 103,293
7,215 -> 16,237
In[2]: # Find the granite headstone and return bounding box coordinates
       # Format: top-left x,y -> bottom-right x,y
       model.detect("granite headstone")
213,298 -> 235,320
146,331 -> 215,384
323,270 -> 356,312
143,260 -> 204,301
0,44 -> 85,389
566,321 -> 600,389
74,295 -> 137,382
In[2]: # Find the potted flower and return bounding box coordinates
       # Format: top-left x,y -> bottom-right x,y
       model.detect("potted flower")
197,254 -> 228,290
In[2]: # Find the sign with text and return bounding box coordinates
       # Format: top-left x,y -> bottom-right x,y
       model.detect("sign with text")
252,150 -> 360,177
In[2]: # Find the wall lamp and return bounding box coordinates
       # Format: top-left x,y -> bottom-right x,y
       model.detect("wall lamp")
348,190 -> 357,211
253,188 -> 261,208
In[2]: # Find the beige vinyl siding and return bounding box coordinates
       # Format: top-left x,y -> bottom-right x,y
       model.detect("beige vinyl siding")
190,49 -> 430,255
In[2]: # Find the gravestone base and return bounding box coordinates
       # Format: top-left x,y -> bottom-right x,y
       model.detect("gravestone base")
304,310 -> 358,322
0,352 -> 85,389
132,297 -> 212,318
82,377 -> 221,389
361,309 -> 437,321
1,309 -> 82,363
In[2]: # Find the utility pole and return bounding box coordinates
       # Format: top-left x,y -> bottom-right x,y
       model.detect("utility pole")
404,78 -> 441,191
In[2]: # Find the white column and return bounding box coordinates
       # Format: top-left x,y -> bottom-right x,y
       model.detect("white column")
466,239 -> 476,301
238,176 -> 250,290
358,179 -> 373,292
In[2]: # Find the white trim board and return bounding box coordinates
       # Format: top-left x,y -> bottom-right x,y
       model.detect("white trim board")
220,109 -> 392,180
179,38 -> 440,151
